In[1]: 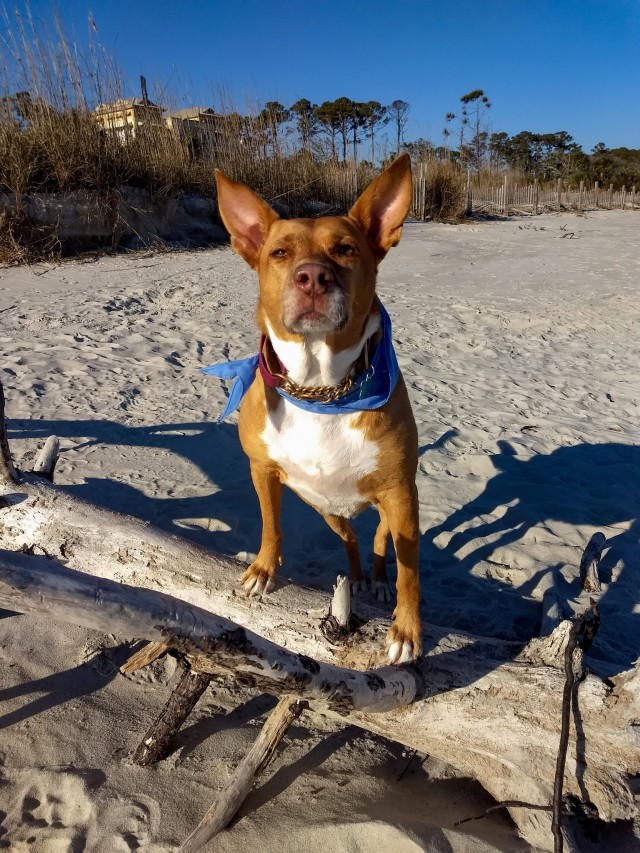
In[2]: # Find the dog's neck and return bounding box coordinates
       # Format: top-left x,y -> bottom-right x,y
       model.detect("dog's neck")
266,311 -> 381,387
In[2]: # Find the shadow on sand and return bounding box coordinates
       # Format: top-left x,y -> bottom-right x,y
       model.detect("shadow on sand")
9,419 -> 640,675
424,439 -> 640,674
4,419 -> 640,849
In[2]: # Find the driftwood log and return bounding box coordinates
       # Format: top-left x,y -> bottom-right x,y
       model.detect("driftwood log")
1,387 -> 639,850
132,665 -> 215,767
580,532 -> 606,593
178,695 -> 306,853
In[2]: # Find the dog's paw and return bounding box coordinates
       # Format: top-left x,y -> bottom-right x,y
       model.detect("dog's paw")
386,616 -> 422,665
371,580 -> 393,603
241,567 -> 275,597
350,579 -> 367,596
387,639 -> 415,665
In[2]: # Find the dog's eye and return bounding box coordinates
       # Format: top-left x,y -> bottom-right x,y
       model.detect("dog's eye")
270,248 -> 288,258
334,243 -> 356,257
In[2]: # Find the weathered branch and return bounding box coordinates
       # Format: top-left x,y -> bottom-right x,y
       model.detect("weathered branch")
331,575 -> 351,628
580,532 -> 606,593
0,547 -> 638,852
179,695 -> 305,853
133,665 -> 215,766
120,641 -> 169,674
320,574 -> 354,643
552,605 -> 600,853
455,801 -> 554,827
0,382 -> 17,484
0,549 -> 418,714
31,435 -> 60,480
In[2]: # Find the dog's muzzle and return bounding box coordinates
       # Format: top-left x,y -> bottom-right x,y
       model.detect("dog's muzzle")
282,262 -> 348,333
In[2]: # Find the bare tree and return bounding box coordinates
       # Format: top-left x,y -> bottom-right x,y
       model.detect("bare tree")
314,100 -> 341,160
443,111 -> 456,159
360,101 -> 389,164
290,98 -> 317,152
459,89 -> 491,170
388,99 -> 410,154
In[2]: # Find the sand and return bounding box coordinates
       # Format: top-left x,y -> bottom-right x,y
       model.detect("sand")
0,210 -> 638,851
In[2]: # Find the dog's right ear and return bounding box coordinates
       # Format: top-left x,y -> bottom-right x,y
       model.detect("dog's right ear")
215,170 -> 279,268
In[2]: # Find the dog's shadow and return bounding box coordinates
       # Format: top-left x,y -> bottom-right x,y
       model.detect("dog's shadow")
9,419 -> 640,676
423,439 -> 640,675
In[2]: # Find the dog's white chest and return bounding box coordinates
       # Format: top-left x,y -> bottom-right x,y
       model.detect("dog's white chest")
261,400 -> 378,518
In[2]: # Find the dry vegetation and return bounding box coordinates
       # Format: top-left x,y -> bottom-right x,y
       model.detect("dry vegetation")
16,4 -> 638,262
414,160 -> 467,222
0,6 -> 471,263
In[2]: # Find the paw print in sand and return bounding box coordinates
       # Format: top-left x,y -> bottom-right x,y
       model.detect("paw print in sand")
91,794 -> 169,852
1,770 -> 94,851
0,771 -> 170,852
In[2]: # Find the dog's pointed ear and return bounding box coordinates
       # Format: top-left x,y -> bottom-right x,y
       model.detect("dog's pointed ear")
215,170 -> 279,268
348,154 -> 412,260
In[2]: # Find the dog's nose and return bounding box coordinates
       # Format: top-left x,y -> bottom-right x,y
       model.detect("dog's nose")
293,263 -> 334,296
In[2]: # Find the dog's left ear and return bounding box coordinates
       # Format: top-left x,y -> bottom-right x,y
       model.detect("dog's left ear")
348,154 -> 412,261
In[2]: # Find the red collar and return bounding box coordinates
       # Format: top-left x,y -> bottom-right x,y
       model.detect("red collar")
257,333 -> 376,391
258,335 -> 286,388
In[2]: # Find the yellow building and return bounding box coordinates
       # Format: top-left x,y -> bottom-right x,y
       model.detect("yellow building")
94,98 -> 165,141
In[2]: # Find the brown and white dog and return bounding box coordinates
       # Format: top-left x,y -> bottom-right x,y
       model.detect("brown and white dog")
214,154 -> 421,663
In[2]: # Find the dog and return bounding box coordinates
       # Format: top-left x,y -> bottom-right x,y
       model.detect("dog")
210,154 -> 421,664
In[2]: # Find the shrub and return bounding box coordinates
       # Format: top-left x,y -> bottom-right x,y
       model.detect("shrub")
419,161 -> 467,221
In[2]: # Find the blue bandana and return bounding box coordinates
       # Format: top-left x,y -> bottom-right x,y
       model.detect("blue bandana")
202,299 -> 399,422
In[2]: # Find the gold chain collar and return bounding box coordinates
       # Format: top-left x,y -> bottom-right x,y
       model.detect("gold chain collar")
268,338 -> 372,404
276,372 -> 355,403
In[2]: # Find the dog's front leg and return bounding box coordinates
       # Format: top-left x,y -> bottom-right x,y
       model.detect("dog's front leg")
377,484 -> 422,664
320,513 -> 367,595
242,464 -> 283,596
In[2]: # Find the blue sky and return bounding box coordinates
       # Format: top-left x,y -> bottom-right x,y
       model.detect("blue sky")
5,0 -> 640,151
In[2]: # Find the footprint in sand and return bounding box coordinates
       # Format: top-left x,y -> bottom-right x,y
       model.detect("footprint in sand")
0,771 -> 170,852
117,386 -> 142,411
0,769 -> 96,851
103,296 -> 146,316
90,794 -> 170,852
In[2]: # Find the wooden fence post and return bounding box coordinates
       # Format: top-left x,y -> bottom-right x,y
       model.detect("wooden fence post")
532,184 -> 536,210
632,185 -> 636,209
556,178 -> 562,211
594,181 -> 599,208
420,169 -> 426,221
502,174 -> 508,216
578,181 -> 584,212
621,185 -> 626,210
608,183 -> 613,209
466,170 -> 472,217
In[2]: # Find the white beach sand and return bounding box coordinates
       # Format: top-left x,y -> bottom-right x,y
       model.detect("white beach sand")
0,210 -> 638,851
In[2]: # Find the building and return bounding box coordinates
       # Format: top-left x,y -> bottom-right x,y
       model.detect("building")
165,107 -> 222,158
94,98 -> 165,141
